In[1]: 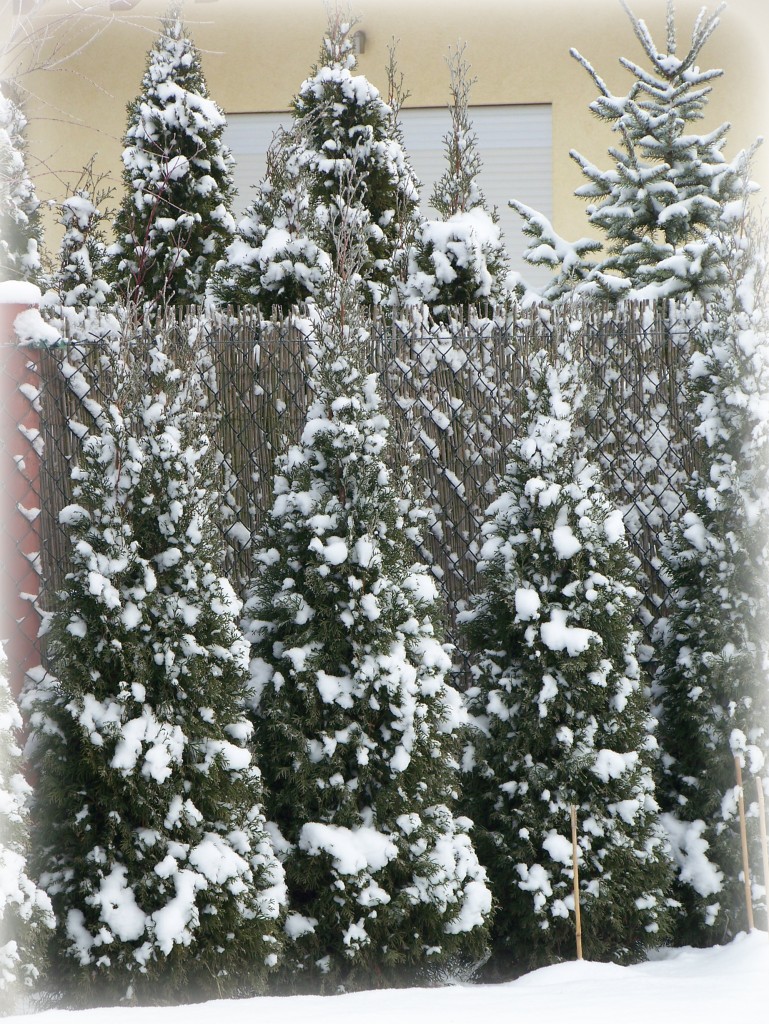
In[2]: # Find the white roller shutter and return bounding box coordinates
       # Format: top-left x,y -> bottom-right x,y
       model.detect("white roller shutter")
224,111 -> 287,213
223,104 -> 552,283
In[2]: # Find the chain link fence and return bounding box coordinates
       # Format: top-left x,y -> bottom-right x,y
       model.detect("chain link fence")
3,301 -> 701,682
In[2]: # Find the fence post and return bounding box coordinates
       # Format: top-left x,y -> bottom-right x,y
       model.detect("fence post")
756,777 -> 769,939
570,804 -> 583,960
0,285 -> 43,697
734,755 -> 755,932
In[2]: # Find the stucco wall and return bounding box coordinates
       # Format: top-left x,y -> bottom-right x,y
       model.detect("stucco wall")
12,0 -> 769,256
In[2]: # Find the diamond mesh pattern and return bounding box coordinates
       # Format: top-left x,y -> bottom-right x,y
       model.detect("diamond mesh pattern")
3,303 -> 699,684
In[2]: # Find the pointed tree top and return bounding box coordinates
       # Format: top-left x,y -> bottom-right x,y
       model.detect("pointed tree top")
320,3 -> 359,69
516,348 -> 588,470
617,0 -> 725,79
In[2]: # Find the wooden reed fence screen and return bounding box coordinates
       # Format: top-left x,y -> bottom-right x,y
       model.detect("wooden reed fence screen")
28,301 -> 699,669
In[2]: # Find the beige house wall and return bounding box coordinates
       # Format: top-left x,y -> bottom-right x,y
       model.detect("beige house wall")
12,0 -> 769,255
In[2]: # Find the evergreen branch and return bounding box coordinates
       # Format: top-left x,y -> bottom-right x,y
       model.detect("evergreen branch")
618,56 -> 722,91
681,3 -> 725,74
619,0 -> 658,64
385,37 -> 411,120
570,47 -> 612,98
666,0 -> 677,56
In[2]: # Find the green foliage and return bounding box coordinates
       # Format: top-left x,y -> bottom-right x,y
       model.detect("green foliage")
429,44 -> 485,220
216,17 -> 422,312
51,159 -> 113,309
509,200 -> 602,302
244,294 -> 490,991
569,0 -> 758,299
0,83 -> 42,283
408,210 -> 510,313
0,645 -> 54,1012
214,129 -> 329,315
289,15 -> 421,304
408,45 -> 509,314
462,350 -> 671,972
109,8 -> 235,307
655,224 -> 769,943
27,337 -> 285,1005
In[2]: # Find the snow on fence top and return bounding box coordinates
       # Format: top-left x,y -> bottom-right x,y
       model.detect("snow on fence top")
26,301 -> 696,673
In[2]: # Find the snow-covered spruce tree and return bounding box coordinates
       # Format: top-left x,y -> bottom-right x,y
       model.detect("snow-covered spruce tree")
407,45 -> 509,314
508,201 -> 602,303
289,12 -> 421,305
243,282 -> 491,991
655,222 -> 769,945
27,338 -> 286,1004
50,161 -> 113,309
0,82 -> 43,283
568,0 -> 759,299
0,641 -> 54,1012
214,128 -> 330,315
461,348 -> 671,972
109,7 -> 235,308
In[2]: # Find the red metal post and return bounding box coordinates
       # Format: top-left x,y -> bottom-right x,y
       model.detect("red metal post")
0,296 -> 43,697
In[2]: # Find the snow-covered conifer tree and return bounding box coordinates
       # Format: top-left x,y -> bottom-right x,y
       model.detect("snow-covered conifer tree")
289,11 -> 422,305
429,46 -> 485,224
407,46 -> 509,314
0,642 -> 54,1012
382,38 -> 423,303
109,7 -> 235,307
214,129 -> 329,314
655,222 -> 769,944
568,0 -> 758,299
51,161 -> 112,309
243,283 -> 490,990
216,15 -> 421,311
27,339 -> 285,1004
0,83 -> 42,283
461,349 -> 671,971
508,201 -> 602,303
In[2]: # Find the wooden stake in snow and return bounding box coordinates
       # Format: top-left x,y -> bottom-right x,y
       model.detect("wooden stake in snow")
756,776 -> 769,939
571,803 -> 583,960
734,755 -> 754,931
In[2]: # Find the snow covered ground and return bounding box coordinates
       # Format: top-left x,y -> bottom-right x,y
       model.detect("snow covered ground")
6,931 -> 767,1024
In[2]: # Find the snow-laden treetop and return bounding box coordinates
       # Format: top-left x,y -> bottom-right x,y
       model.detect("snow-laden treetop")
125,13 -> 226,165
517,345 -> 590,472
